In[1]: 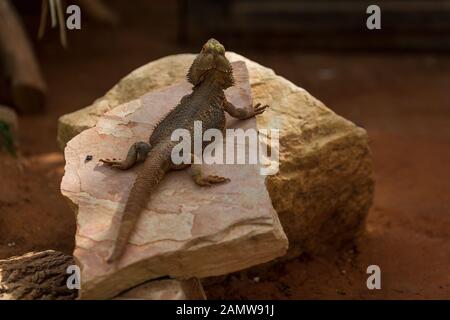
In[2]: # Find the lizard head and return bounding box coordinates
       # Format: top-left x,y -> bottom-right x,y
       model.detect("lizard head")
187,38 -> 234,88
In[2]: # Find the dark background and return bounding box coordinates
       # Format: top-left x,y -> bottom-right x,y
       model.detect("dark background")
0,0 -> 449,299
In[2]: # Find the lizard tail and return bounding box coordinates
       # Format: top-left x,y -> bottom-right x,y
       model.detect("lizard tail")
106,143 -> 173,263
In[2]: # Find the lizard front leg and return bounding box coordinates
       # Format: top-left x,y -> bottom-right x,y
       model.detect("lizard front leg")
224,100 -> 269,120
100,141 -> 151,170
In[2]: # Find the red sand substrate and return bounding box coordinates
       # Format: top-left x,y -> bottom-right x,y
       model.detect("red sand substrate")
1,1 -> 449,299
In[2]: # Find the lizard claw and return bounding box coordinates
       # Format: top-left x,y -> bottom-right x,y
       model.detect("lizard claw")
253,103 -> 269,116
99,158 -> 123,168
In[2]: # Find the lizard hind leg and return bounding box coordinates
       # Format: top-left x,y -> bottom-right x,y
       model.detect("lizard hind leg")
100,141 -> 151,170
190,154 -> 230,187
170,153 -> 230,186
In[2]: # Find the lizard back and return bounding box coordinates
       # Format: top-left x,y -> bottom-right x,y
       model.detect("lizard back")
149,82 -> 227,148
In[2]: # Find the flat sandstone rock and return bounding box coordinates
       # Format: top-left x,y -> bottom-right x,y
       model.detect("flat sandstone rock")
59,52 -> 374,260
61,61 -> 288,299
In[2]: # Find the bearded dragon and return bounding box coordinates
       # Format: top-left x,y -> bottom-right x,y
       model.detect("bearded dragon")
100,39 -> 268,263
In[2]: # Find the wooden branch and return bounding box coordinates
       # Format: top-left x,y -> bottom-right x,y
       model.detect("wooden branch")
0,250 -> 77,300
0,0 -> 46,113
0,250 -> 207,300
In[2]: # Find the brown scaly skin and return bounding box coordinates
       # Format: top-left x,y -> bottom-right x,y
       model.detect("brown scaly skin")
100,39 -> 269,263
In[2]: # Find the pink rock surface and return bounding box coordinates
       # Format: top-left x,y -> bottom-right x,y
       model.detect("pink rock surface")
61,61 -> 288,299
115,278 -> 206,300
